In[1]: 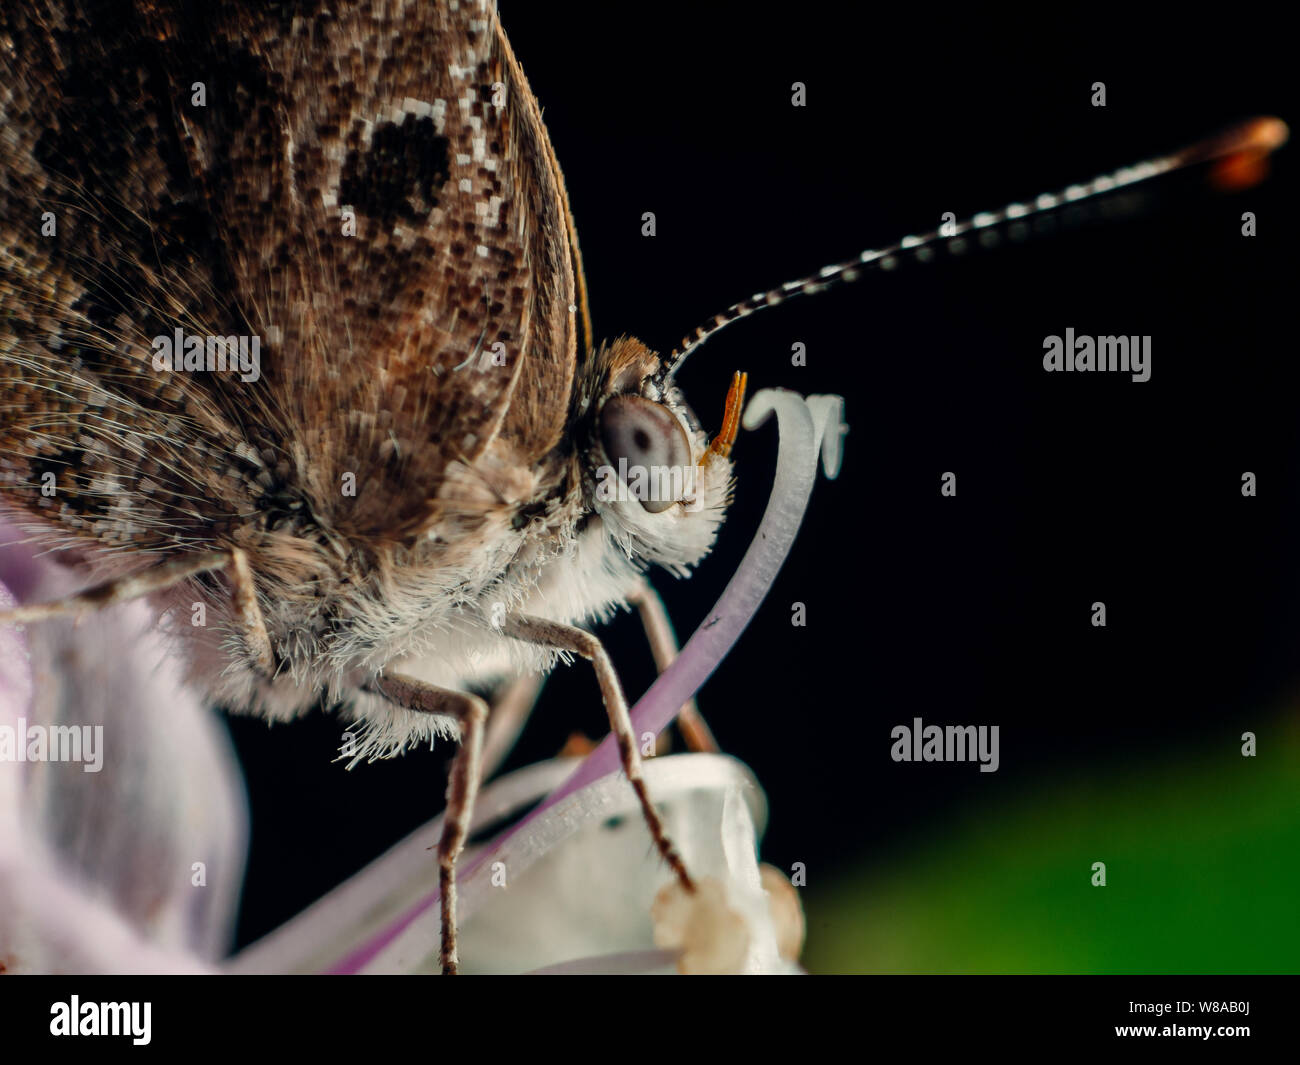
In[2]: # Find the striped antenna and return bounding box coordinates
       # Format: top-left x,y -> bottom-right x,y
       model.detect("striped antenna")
662,117 -> 1288,381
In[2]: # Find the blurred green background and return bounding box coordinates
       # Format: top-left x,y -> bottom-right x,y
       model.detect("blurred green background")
805,703 -> 1300,974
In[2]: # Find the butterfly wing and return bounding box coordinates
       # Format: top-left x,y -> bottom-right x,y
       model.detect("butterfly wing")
0,0 -> 582,555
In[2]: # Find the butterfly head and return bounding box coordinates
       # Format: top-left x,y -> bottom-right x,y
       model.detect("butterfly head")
580,337 -> 743,577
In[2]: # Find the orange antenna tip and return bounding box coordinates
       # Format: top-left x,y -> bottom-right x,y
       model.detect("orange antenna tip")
1243,116 -> 1289,152
1206,117 -> 1290,192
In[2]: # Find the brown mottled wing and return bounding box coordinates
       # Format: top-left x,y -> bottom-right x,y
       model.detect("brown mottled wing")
0,0 -> 579,553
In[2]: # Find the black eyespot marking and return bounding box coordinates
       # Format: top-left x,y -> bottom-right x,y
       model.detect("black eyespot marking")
339,115 -> 450,224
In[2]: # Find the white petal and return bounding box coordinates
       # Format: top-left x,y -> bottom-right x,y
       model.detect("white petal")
0,536 -> 246,972
231,753 -> 790,974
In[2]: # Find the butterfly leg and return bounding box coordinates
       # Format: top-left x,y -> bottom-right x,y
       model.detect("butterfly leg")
627,580 -> 719,754
500,613 -> 695,894
0,548 -> 275,676
367,672 -> 488,976
478,672 -> 544,785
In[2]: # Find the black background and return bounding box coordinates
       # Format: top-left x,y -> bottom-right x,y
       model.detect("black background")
228,2 -> 1296,959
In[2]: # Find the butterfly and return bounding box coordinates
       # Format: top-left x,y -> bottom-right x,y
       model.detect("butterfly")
0,0 -> 1284,973
0,0 -> 755,973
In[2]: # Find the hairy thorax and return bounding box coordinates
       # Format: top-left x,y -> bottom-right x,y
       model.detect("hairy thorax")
164,442 -> 640,760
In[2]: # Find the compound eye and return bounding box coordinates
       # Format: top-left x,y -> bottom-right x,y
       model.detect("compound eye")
599,394 -> 693,513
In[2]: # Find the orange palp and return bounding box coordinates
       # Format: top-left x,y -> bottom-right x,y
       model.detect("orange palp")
705,371 -> 748,462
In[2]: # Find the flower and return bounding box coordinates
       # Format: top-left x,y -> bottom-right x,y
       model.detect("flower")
0,531 -> 248,973
232,750 -> 801,974
0,388 -> 844,974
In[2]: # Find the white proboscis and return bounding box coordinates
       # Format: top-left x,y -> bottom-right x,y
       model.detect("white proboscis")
0,387 -> 845,975
235,387 -> 845,974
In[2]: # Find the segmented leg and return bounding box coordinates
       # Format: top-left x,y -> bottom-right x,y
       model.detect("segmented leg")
500,613 -> 695,894
627,580 -> 719,754
367,672 -> 488,976
476,582 -> 714,780
478,672 -> 543,785
0,547 -> 275,676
